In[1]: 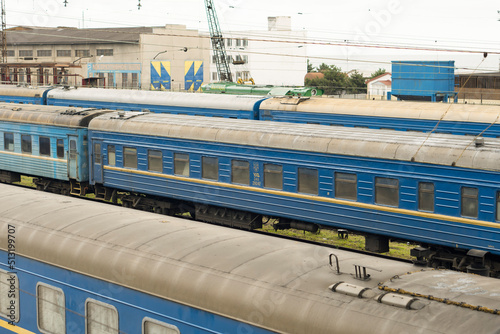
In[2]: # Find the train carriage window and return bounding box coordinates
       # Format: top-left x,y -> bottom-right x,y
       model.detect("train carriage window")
375,177 -> 399,207
37,283 -> 65,334
264,164 -> 283,190
123,147 -> 137,169
56,139 -> 64,158
202,156 -> 219,180
496,192 -> 500,221
86,299 -> 119,334
174,153 -> 189,176
148,150 -> 163,173
335,172 -> 357,200
94,143 -> 101,164
4,132 -> 14,151
21,134 -> 32,154
461,187 -> 478,218
108,145 -> 116,166
0,269 -> 19,322
231,160 -> 250,185
298,168 -> 318,195
418,182 -> 435,212
39,137 -> 51,156
143,317 -> 180,334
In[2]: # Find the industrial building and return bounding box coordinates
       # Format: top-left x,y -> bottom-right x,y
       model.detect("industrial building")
3,17 -> 307,90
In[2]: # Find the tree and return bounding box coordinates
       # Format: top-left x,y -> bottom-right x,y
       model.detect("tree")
347,70 -> 366,94
305,63 -> 347,95
307,59 -> 314,73
370,68 -> 387,79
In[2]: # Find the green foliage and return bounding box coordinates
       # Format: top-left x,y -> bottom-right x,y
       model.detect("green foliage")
307,59 -> 314,73
305,63 -> 367,95
370,68 -> 387,79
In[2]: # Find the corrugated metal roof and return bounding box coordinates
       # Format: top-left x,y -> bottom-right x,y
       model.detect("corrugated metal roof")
6,26 -> 156,45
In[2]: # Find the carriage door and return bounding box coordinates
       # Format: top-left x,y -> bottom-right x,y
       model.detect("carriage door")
68,136 -> 78,179
93,141 -> 103,183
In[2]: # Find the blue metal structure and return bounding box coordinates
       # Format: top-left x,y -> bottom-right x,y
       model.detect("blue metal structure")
390,60 -> 457,102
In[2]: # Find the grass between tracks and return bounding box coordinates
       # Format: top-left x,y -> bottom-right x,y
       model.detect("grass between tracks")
259,223 -> 413,260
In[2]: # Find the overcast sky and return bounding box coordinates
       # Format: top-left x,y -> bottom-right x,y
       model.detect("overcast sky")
7,0 -> 500,74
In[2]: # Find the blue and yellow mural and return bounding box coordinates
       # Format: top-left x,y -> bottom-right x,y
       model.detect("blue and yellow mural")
150,61 -> 171,90
185,61 -> 204,92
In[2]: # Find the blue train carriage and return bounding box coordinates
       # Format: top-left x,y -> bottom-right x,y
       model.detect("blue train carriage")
88,113 -> 500,275
0,85 -> 52,105
0,103 -> 111,195
259,96 -> 500,136
1,184 -> 500,334
47,86 -> 267,119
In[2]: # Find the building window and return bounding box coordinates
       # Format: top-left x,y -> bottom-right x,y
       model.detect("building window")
461,187 -> 478,218
4,132 -> 14,151
123,147 -> 137,169
375,177 -> 399,207
75,49 -> 90,57
132,73 -> 138,88
496,192 -> 500,221
335,172 -> 357,200
37,284 -> 65,334
107,73 -> 115,87
121,73 -> 128,88
56,50 -> 71,57
202,156 -> 218,180
39,137 -> 51,156
57,139 -> 64,158
37,50 -> 52,57
174,153 -> 189,176
212,72 -> 218,81
21,134 -> 32,154
242,38 -> 248,47
86,299 -> 119,334
96,49 -> 113,56
6,50 -> 14,57
0,270 -> 19,322
242,55 -> 248,63
226,38 -> 232,47
264,164 -> 283,190
94,143 -> 101,164
418,182 -> 434,212
143,318 -> 180,334
231,160 -> 249,185
19,50 -> 33,57
226,55 -> 232,64
108,145 -> 116,166
236,39 -> 241,47
298,168 -> 318,195
148,150 -> 162,173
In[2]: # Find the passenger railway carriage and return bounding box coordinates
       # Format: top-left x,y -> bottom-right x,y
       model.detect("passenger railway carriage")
87,112 -> 500,274
1,84 -> 500,137
1,184 -> 500,334
0,103 -> 110,194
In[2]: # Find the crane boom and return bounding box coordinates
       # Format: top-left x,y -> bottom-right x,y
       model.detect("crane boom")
204,0 -> 232,82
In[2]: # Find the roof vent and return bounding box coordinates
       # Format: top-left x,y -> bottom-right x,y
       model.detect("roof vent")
118,111 -> 126,118
377,293 -> 425,310
330,282 -> 376,299
475,137 -> 484,147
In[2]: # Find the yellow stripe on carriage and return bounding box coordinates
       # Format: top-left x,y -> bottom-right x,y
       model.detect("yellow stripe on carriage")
103,165 -> 500,231
0,319 -> 36,334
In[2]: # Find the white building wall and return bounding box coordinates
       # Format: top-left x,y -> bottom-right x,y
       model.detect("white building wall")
209,17 -> 308,86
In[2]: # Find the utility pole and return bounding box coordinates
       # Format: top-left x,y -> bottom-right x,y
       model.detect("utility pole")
1,0 -> 6,63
